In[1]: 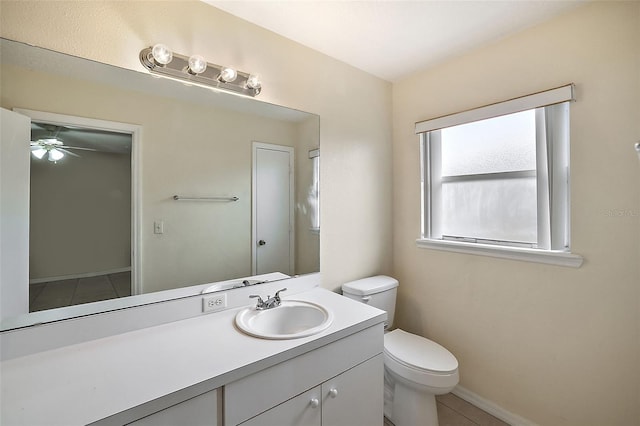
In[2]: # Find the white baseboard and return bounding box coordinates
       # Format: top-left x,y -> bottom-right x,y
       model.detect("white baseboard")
452,385 -> 538,426
29,267 -> 132,285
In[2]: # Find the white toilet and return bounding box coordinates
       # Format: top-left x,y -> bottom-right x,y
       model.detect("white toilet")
342,275 -> 459,426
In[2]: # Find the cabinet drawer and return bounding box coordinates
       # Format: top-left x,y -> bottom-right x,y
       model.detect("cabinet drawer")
225,324 -> 383,425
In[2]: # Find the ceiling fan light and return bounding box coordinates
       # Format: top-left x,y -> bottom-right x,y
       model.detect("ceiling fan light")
32,148 -> 47,159
48,148 -> 64,162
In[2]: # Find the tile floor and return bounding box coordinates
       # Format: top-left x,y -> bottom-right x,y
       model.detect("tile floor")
29,271 -> 131,312
384,393 -> 509,426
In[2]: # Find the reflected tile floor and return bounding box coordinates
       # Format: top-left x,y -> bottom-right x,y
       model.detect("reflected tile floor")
384,393 -> 509,426
29,271 -> 131,312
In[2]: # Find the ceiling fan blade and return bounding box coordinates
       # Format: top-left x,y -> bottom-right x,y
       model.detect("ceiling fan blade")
60,145 -> 98,152
58,147 -> 81,158
31,122 -> 49,131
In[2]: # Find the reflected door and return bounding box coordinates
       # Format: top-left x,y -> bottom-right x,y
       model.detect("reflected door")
252,142 -> 294,275
0,108 -> 31,321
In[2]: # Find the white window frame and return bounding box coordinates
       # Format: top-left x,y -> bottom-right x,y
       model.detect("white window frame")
309,148 -> 320,233
416,85 -> 583,267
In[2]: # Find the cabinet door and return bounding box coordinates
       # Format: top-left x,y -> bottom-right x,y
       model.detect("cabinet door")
240,386 -> 321,426
321,354 -> 383,426
224,325 -> 382,425
127,389 -> 219,426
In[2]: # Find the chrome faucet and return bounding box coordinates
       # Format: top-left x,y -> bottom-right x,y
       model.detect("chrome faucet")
242,279 -> 267,286
250,288 -> 287,310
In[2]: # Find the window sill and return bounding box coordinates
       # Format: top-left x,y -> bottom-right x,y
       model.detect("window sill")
416,238 -> 583,268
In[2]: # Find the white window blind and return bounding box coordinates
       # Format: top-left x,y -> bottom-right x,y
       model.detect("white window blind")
415,84 -> 575,133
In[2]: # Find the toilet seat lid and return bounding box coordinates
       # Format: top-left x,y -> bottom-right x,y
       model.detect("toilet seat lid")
384,329 -> 458,374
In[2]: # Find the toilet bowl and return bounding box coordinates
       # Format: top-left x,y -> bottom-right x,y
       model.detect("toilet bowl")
384,329 -> 459,425
341,276 -> 459,426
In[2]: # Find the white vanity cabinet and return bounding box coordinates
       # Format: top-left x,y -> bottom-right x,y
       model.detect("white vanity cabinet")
239,355 -> 382,426
2,286 -> 386,426
225,325 -> 383,426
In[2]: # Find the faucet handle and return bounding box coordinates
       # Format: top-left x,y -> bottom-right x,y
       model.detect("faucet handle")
249,294 -> 265,308
274,288 -> 287,303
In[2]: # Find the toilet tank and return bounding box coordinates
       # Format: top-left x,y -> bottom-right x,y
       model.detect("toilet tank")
341,275 -> 399,330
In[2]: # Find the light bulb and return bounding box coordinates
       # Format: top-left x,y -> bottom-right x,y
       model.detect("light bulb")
246,74 -> 262,90
151,44 -> 173,65
32,148 -> 47,159
187,55 -> 207,74
48,148 -> 64,162
219,67 -> 237,83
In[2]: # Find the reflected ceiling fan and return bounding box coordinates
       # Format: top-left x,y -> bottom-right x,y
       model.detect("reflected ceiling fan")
30,124 -> 97,163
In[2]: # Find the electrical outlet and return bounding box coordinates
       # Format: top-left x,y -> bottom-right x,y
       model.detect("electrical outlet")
203,293 -> 227,313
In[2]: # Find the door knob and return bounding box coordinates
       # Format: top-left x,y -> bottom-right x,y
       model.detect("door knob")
310,398 -> 319,408
328,388 -> 338,398
258,240 -> 266,246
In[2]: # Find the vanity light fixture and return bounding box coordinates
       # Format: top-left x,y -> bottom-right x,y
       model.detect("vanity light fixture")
246,74 -> 262,90
219,66 -> 237,83
187,55 -> 207,75
140,44 -> 262,97
150,44 -> 173,65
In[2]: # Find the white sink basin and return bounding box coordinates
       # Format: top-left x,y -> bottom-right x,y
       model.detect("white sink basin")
235,300 -> 333,339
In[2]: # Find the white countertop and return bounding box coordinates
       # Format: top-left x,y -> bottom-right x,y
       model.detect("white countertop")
0,287 -> 385,426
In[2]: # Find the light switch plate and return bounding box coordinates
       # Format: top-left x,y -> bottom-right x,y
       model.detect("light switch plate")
153,220 -> 164,234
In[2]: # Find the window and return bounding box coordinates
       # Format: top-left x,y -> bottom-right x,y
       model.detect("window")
416,85 -> 583,267
309,148 -> 320,233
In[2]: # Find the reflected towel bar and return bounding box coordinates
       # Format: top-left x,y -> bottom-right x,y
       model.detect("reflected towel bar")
173,195 -> 239,202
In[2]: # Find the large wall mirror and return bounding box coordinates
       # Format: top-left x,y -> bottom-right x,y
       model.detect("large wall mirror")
0,38 -> 320,331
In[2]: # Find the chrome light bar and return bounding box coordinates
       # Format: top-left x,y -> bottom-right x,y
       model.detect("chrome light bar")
139,45 -> 262,97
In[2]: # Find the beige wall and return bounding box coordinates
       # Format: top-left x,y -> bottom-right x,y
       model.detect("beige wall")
392,2 -> 640,425
0,0 -> 393,292
29,149 -> 132,279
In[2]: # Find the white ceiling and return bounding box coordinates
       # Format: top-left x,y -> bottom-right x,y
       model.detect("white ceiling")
205,0 -> 586,82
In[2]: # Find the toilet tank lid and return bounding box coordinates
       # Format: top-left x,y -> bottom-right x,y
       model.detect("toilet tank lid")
342,275 -> 399,296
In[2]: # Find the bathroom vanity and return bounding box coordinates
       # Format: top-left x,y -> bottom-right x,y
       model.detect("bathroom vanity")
0,281 -> 385,426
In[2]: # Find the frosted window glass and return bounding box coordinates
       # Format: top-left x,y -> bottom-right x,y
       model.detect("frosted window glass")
441,109 -> 536,176
441,177 -> 537,243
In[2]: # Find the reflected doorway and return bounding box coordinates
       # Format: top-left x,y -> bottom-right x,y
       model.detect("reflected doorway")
20,110 -> 140,312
